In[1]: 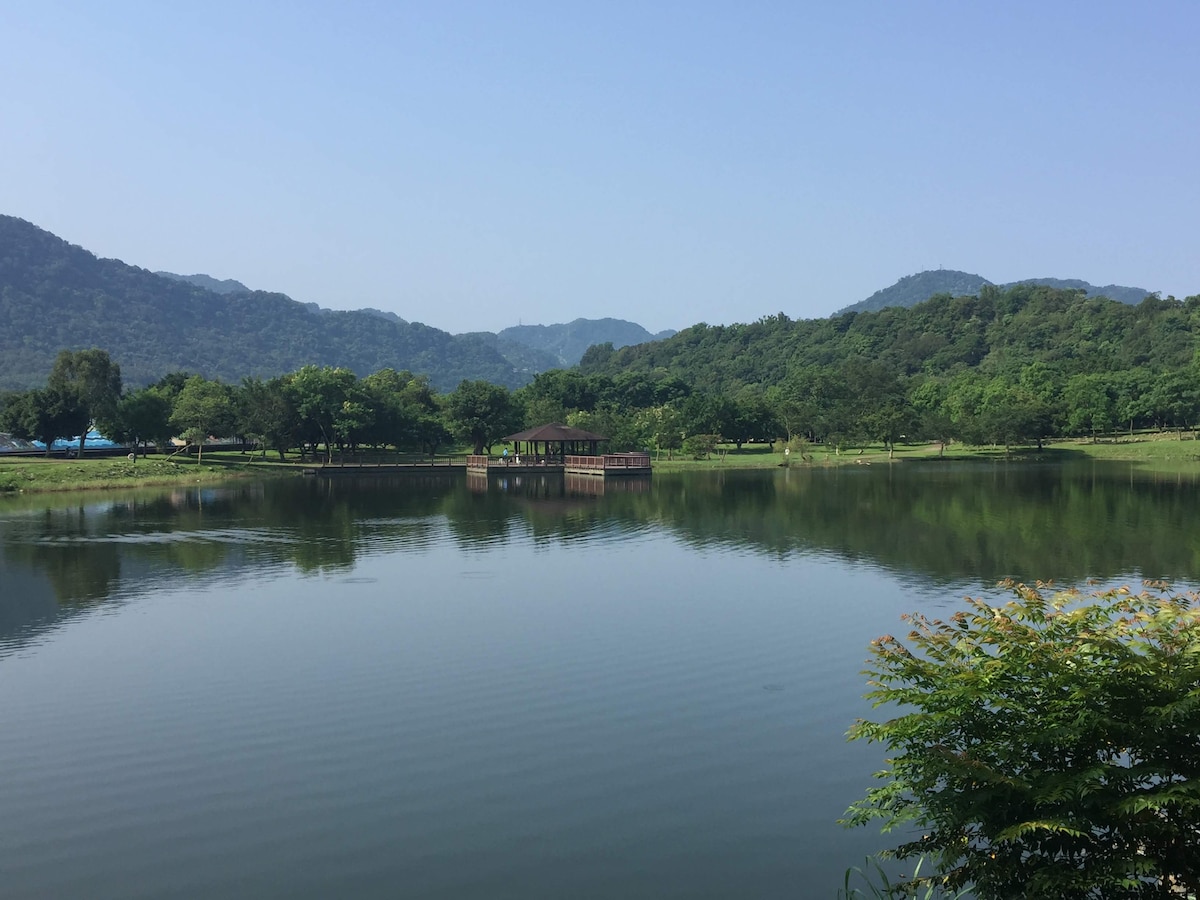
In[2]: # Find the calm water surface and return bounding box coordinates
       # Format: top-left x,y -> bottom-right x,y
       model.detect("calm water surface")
2,462 -> 1198,899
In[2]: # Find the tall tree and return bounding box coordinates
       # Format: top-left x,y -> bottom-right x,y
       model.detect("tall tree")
908,377 -> 954,456
398,372 -> 450,459
1063,373 -> 1117,441
46,348 -> 122,458
0,388 -> 78,455
445,380 -> 523,455
169,376 -> 234,463
235,376 -> 297,460
103,388 -> 173,459
635,404 -> 683,459
845,361 -> 911,457
290,366 -> 358,463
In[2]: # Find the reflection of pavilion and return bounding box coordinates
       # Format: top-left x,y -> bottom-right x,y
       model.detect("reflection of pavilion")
466,470 -> 654,497
564,473 -> 652,495
466,423 -> 651,477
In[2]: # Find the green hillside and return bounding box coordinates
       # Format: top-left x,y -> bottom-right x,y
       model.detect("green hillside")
498,318 -> 677,366
581,284 -> 1200,394
844,269 -> 993,313
155,271 -> 253,294
839,269 -> 1154,314
0,216 -> 522,390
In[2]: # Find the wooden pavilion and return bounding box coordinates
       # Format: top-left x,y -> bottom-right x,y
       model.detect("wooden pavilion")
502,423 -> 606,462
465,422 -> 651,477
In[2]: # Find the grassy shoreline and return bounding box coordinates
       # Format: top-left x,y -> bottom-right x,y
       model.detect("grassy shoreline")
649,431 -> 1200,471
3,432 -> 1198,495
0,455 -> 277,495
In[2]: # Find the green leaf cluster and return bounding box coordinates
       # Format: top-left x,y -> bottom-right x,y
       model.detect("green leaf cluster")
844,582 -> 1200,898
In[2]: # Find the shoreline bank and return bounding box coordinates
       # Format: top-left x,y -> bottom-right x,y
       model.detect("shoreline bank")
4,435 -> 1199,495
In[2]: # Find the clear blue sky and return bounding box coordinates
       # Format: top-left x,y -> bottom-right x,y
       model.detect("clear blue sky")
2,1 -> 1196,334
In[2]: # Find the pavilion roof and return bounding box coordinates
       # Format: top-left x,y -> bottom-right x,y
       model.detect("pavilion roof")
501,422 -> 608,442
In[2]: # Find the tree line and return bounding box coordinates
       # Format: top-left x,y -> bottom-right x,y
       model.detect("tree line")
5,338 -> 1200,463
0,351 -> 454,462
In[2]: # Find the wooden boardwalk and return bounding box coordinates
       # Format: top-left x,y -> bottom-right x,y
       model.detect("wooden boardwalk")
465,453 -> 651,477
305,453 -> 652,479
302,459 -> 464,477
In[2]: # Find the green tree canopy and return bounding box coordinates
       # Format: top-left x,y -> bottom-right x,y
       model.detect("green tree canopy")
169,376 -> 234,462
0,387 -> 78,454
104,387 -> 173,458
47,348 -> 122,457
844,582 -> 1200,898
235,376 -> 298,460
445,379 -> 524,455
290,365 -> 358,463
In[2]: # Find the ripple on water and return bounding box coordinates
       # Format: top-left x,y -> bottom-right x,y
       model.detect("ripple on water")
26,527 -> 299,547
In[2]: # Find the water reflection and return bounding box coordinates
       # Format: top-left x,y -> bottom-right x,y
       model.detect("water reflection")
3,461 -> 1200,898
3,461 -> 1199,646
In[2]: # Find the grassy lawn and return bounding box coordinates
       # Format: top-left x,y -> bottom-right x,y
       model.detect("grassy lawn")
649,441 -> 939,471
0,454 -> 269,494
0,447 -> 469,495
1047,431 -> 1200,466
650,432 -> 1200,471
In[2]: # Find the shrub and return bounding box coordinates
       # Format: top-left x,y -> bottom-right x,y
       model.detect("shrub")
682,433 -> 721,459
843,581 -> 1200,898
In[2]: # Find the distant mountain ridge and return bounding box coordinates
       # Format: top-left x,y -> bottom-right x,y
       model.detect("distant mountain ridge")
0,217 -> 674,390
498,319 -> 677,367
157,273 -> 672,367
840,269 -> 1155,314
0,217 -> 529,390
155,271 -> 253,294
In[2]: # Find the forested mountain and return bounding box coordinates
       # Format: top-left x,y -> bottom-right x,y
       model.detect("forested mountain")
160,268 -> 673,368
110,253 -> 675,374
580,284 -> 1200,394
0,216 -> 526,390
1001,277 -> 1150,306
845,270 -> 993,314
459,332 -> 562,373
840,270 -> 1153,314
155,271 -> 253,294
8,271 -> 1200,462
498,318 -> 677,366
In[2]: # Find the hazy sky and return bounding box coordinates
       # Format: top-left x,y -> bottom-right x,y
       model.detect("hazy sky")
2,1 -> 1197,334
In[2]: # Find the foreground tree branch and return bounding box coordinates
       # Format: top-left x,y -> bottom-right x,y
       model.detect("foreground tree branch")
844,581 -> 1200,899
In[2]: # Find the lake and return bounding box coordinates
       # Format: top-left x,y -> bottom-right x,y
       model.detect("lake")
2,462 -> 1198,899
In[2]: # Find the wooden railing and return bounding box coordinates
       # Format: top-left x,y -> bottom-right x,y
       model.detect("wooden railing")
471,453 -> 651,470
564,453 -> 651,470
473,454 -> 559,467
602,453 -> 651,468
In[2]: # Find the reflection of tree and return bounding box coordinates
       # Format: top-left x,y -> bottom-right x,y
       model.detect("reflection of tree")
0,506 -> 126,656
442,474 -> 614,547
609,464 -> 1200,583
4,464 -> 1200,643
3,507 -> 124,604
165,539 -> 231,574
259,477 -> 458,573
9,539 -> 122,605
441,481 -> 515,546
0,476 -> 465,617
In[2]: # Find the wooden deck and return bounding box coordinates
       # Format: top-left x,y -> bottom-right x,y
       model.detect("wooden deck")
305,453 -> 652,479
303,458 -> 463,477
564,453 -> 651,475
466,453 -> 651,477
